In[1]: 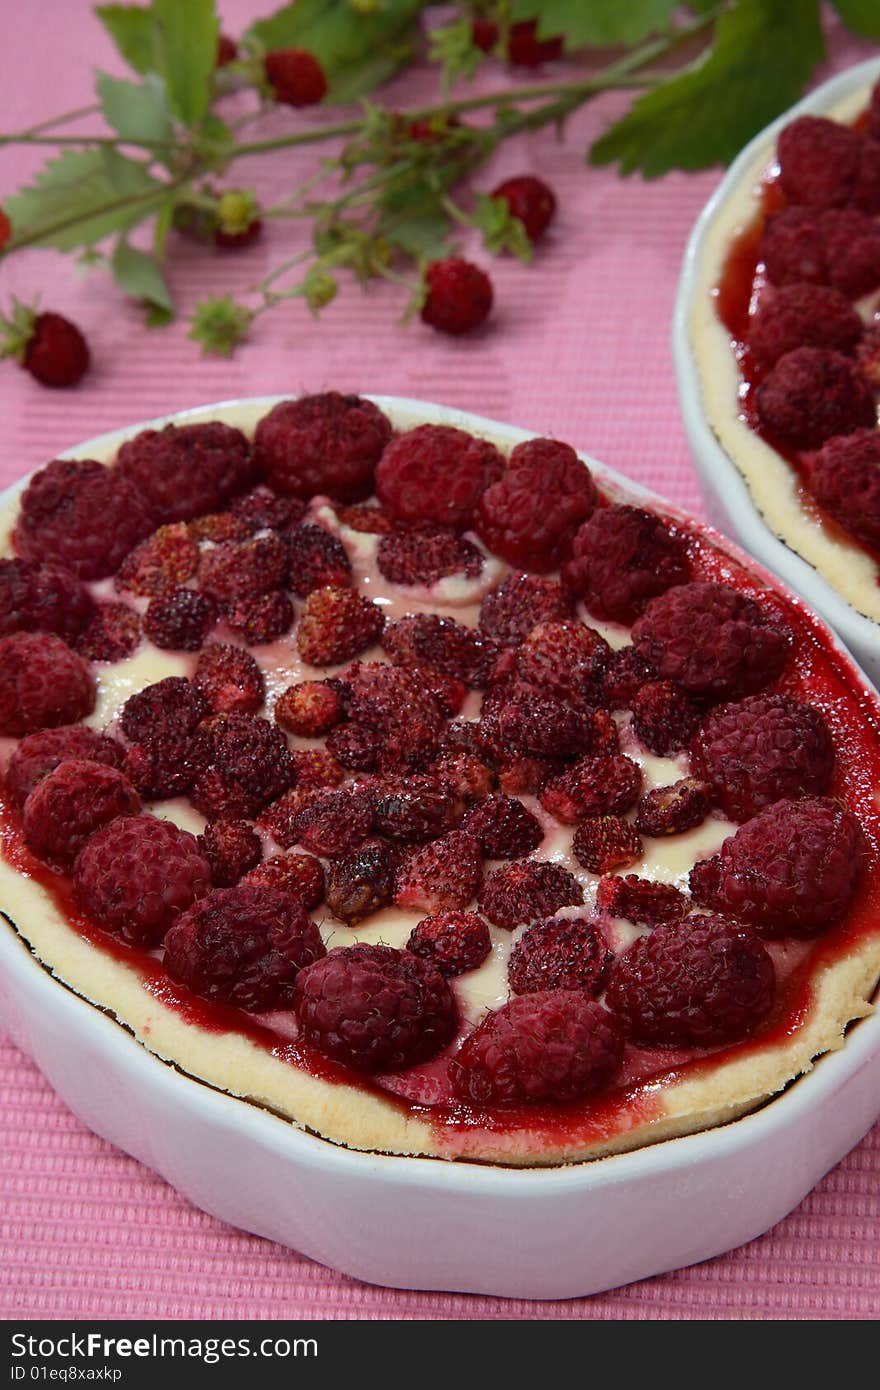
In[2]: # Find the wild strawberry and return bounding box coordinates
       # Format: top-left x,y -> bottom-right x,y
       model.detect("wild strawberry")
200,818 -> 263,887
294,788 -> 375,859
479,572 -> 573,646
297,586 -> 384,666
634,779 -> 711,837
274,680 -> 344,737
630,679 -> 700,756
506,19 -> 564,67
0,633 -> 95,736
393,829 -> 483,913
382,612 -> 501,687
0,301 -> 89,387
514,619 -> 610,703
189,713 -> 295,819
478,858 -> 582,930
143,588 -> 217,651
120,677 -> 208,748
200,532 -> 288,604
599,646 -> 657,710
492,175 -> 556,241
407,911 -> 491,977
461,793 -> 543,859
375,423 -> 504,528
285,523 -> 352,596
213,189 -> 262,250
116,524 -> 199,597
122,738 -> 198,801
596,874 -> 688,927
420,257 -> 493,335
540,754 -> 642,825
372,776 -> 462,842
431,751 -> 496,803
334,502 -> 395,534
491,690 -> 598,761
216,33 -> 238,66
291,748 -> 344,788
231,485 -> 305,533
324,840 -> 399,925
194,642 -> 265,714
471,17 -> 498,52
376,526 -> 484,587
508,918 -> 612,997
264,48 -> 327,107
572,816 -> 643,875
244,852 -> 325,909
225,590 -> 295,645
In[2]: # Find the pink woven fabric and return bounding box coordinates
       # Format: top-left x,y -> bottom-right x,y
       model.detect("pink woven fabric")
1,1 -> 878,1320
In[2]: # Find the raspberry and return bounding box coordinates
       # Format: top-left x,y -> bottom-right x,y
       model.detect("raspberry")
164,885 -> 325,1012
478,858 -> 582,930
120,676 -> 208,747
776,116 -> 861,208
760,208 -> 827,287
691,692 -> 833,822
431,751 -> 496,803
632,583 -> 790,702
264,48 -> 327,107
295,788 -> 375,858
870,78 -> 880,141
294,944 -> 458,1073
143,588 -> 217,651
15,459 -> 154,580
189,513 -> 250,544
492,175 -> 556,241
200,532 -> 288,604
857,325 -> 880,387
74,815 -> 211,945
506,19 -> 564,66
449,993 -> 623,1107
572,816 -> 643,875
478,572 -> 573,646
285,523 -> 352,597
514,620 -> 610,703
116,422 -> 253,523
225,591 -> 294,645
20,312 -> 90,388
376,526 -> 484,587
382,613 -> 500,687
375,424 -> 504,528
244,852 -> 325,910
607,915 -> 775,1048
373,776 -> 462,842
420,257 -> 493,335
747,283 -> 863,367
540,755 -> 642,825
122,739 -> 197,801
5,725 -> 123,810
407,911 -> 491,977
599,646 -> 657,709
492,691 -> 600,762
508,918 -> 612,997
194,642 -> 265,714
231,485 -> 306,532
461,793 -> 543,859
291,747 -> 344,788
562,506 -> 690,623
324,840 -> 399,925
690,796 -> 864,936
190,714 -> 295,819
394,829 -> 483,913
115,523 -> 199,598
297,586 -> 384,666
22,760 -> 140,868
631,679 -> 700,755
596,875 -> 688,927
857,139 -> 880,214
335,502 -> 395,534
475,439 -> 598,571
635,779 -> 711,837
755,346 -> 876,449
0,633 -> 94,736
805,427 -> 880,550
254,394 -> 391,503
274,680 -> 343,737
75,602 -> 142,662
0,558 -> 94,641
200,819 -> 262,886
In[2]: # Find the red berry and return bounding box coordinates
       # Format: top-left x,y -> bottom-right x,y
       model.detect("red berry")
492,175 -> 556,241
294,943 -> 458,1073
803,428 -> 880,550
74,814 -> 211,945
599,645 -> 657,709
0,632 -> 94,736
431,750 -> 496,803
540,754 -> 642,825
513,619 -> 611,704
0,208 -> 10,250
506,20 -> 564,67
5,725 -> 124,810
572,816 -> 643,875
689,796 -> 864,937
407,910 -> 491,977
21,312 -> 89,387
491,689 -> 599,761
265,48 -> 327,107
478,858 -> 582,930
225,590 -> 295,645
376,525 -> 484,587
15,458 -> 154,580
200,818 -> 262,886
449,993 -> 623,1107
213,219 -> 262,251
760,208 -> 827,287
291,747 -> 344,789
634,779 -> 711,837
191,506 -> 263,542
596,874 -> 688,928
334,502 -> 395,534
120,676 -> 208,748
777,116 -> 861,209
123,738 -> 197,801
295,788 -> 375,859
115,523 -> 200,597
606,915 -> 775,1047
297,586 -> 384,666
216,33 -> 238,66
475,439 -> 598,572
562,505 -> 690,623
0,558 -> 94,642
461,793 -> 543,859
632,582 -> 790,702
259,787 -> 319,849
376,423 -> 504,528
244,852 -> 325,910
144,588 -> 217,651
471,17 -> 498,52
231,485 -> 306,532
274,680 -> 343,737
755,347 -> 875,449
857,324 -> 880,387
373,775 -> 462,843
324,840 -> 399,925
394,829 -> 483,914
190,713 -> 295,819
116,422 -> 253,524
857,138 -> 880,214
22,759 -> 139,868
285,523 -> 351,596
194,642 -> 265,715
254,393 -> 392,503
75,602 -> 142,662
747,283 -> 863,367
200,532 -> 288,604
690,692 -> 834,822
382,612 -> 501,687
631,679 -> 700,756
479,572 -> 573,646
421,257 -> 493,335
509,918 -> 612,996
496,754 -> 559,796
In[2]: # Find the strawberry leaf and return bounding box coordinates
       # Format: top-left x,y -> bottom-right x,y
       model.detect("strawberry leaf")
830,0 -> 880,36
510,0 -> 678,47
151,0 -> 218,127
5,148 -> 165,250
111,238 -> 174,317
95,4 -> 157,75
96,71 -> 172,148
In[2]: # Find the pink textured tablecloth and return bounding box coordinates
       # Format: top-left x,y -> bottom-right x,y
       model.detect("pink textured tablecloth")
1,1 -> 878,1321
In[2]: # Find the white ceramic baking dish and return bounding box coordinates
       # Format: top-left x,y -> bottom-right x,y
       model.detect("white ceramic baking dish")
674,58 -> 880,685
0,396 -> 878,1301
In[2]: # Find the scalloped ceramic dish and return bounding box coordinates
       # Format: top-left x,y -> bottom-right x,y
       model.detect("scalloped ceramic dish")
674,57 -> 880,685
1,396 -> 879,1300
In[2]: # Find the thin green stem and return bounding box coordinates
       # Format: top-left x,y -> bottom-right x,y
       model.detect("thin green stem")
17,103 -> 101,138
0,133 -> 178,151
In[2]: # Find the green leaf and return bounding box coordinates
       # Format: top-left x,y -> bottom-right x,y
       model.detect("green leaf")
189,294 -> 254,356
429,16 -> 487,88
5,148 -> 165,250
471,193 -> 533,262
96,71 -> 172,147
111,238 -> 174,316
511,0 -> 677,47
589,0 -> 826,176
246,0 -> 424,102
830,0 -> 880,37
95,4 -> 156,75
151,0 -> 218,126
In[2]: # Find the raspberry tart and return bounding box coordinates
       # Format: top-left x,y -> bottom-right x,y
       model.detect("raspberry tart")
0,395 -> 879,1178
677,60 -> 880,679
